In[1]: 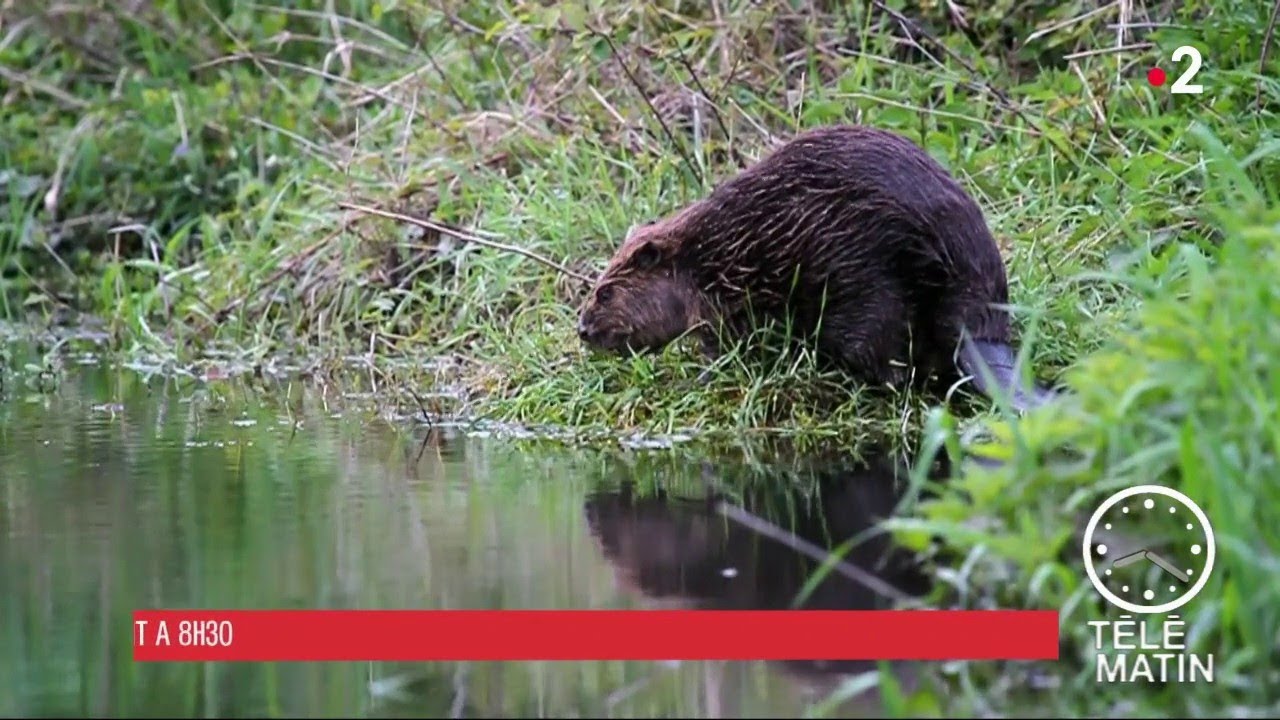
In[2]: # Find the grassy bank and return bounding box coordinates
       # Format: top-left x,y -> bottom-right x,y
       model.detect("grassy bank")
2,0 -> 1268,440
3,0 -> 1279,715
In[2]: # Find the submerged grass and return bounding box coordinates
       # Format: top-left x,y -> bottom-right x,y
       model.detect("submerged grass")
3,0 -> 1280,715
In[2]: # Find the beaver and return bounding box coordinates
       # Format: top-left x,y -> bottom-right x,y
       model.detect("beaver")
576,123 -> 1055,411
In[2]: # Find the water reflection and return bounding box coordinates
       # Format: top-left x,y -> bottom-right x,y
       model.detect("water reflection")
0,343 -> 954,718
584,446 -> 945,698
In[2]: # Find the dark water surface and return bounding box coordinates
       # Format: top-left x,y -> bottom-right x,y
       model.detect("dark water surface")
1,340 -> 965,718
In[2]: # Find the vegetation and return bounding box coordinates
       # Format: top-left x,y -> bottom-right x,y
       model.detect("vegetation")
3,0 -> 1279,716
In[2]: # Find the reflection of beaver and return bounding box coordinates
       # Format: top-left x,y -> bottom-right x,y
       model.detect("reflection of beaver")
583,458 -> 931,613
577,124 -> 1053,410
582,448 -> 935,690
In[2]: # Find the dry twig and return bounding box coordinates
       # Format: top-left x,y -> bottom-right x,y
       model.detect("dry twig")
337,201 -> 596,284
672,40 -> 745,169
1261,0 -> 1280,108
583,25 -> 705,188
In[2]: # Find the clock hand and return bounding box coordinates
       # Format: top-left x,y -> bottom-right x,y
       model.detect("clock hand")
1110,549 -> 1149,569
1144,550 -> 1190,583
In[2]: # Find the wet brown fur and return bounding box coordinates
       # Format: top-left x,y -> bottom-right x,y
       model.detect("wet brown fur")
578,124 -> 1033,401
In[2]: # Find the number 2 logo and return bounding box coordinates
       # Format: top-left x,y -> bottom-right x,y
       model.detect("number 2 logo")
1170,45 -> 1204,95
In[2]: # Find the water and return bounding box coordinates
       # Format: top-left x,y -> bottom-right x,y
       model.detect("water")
0,339 -> 972,718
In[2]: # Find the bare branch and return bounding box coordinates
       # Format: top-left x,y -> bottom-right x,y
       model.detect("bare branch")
337,201 -> 597,285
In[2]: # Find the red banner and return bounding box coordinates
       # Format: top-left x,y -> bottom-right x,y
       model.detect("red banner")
131,609 -> 1060,662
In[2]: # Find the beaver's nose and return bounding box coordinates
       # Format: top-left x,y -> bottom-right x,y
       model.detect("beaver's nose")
577,318 -> 593,342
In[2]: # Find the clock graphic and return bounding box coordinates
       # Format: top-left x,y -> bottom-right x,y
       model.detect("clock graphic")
1082,484 -> 1215,614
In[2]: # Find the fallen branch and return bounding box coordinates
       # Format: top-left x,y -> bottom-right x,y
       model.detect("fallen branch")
336,201 -> 597,284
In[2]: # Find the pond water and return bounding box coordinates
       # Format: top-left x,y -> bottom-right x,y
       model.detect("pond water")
0,337 -> 1015,718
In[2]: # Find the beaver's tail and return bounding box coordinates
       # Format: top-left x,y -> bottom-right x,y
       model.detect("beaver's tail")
956,336 -> 1057,413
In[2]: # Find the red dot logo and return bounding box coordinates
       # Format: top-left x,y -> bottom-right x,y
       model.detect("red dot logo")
1148,67 -> 1167,87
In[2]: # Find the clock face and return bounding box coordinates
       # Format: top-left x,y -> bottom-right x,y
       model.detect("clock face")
1082,484 -> 1215,615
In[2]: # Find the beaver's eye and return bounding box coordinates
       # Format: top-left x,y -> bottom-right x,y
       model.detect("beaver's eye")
596,285 -> 615,303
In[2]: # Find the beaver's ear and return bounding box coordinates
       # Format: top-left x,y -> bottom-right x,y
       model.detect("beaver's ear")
632,239 -> 664,270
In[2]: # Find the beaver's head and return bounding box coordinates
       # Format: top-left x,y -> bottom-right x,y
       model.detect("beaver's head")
577,221 -> 702,356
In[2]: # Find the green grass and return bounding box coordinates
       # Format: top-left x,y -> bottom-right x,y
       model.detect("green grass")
3,0 -> 1280,716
